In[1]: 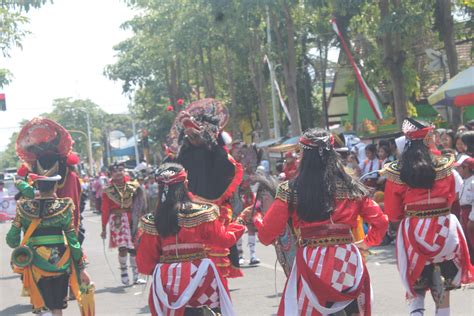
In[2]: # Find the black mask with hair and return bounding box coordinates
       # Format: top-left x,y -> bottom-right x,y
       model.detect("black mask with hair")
177,141 -> 234,200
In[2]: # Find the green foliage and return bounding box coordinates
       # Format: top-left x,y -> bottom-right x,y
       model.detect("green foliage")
106,0 -> 471,140
0,132 -> 20,170
4,0 -> 52,12
0,7 -> 30,57
0,68 -> 13,88
1,0 -> 52,88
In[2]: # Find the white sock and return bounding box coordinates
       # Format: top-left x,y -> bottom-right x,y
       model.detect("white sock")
408,291 -> 425,316
248,234 -> 256,259
119,254 -> 129,284
436,307 -> 449,316
119,254 -> 128,269
129,255 -> 138,282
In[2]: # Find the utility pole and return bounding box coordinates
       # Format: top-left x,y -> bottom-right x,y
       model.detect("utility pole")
85,112 -> 94,175
131,117 -> 140,167
266,6 -> 280,139
105,128 -> 111,167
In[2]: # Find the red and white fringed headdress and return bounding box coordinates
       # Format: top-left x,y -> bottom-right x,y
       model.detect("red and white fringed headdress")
155,163 -> 188,203
402,118 -> 434,141
299,133 -> 334,156
156,169 -> 187,185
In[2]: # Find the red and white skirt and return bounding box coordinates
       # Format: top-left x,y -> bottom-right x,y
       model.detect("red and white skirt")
150,258 -> 235,316
108,213 -> 134,249
396,214 -> 474,297
279,244 -> 371,316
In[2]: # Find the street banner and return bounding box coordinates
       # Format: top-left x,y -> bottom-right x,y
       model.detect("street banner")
331,19 -> 383,120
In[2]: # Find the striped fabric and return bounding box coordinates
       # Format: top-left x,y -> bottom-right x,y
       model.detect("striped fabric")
280,244 -> 370,315
150,258 -> 235,316
397,214 -> 474,297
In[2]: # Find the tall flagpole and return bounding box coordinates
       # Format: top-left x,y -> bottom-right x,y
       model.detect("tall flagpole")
266,6 -> 280,138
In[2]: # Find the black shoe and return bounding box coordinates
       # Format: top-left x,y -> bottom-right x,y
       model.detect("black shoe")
249,258 -> 260,265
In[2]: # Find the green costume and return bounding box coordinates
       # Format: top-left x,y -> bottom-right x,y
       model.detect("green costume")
6,197 -> 85,313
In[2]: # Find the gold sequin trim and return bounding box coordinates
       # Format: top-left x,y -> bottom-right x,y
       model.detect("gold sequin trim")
160,251 -> 206,263
405,208 -> 450,218
139,213 -> 159,235
298,236 -> 353,247
383,154 -> 455,185
178,203 -> 219,228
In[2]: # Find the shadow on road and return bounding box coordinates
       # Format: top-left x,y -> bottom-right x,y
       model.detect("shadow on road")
0,304 -> 31,315
368,245 -> 397,265
240,265 -> 260,270
137,305 -> 150,314
0,275 -> 20,281
266,293 -> 282,299
94,286 -> 128,295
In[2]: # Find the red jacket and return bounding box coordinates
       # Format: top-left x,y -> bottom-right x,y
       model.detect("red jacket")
255,193 -> 388,248
136,215 -> 244,275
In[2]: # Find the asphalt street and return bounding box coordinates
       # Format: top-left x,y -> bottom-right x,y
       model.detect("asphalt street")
0,208 -> 472,315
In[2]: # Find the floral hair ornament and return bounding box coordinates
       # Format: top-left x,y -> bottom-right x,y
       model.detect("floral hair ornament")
299,133 -> 334,156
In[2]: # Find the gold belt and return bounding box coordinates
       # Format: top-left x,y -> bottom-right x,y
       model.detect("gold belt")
298,235 -> 353,247
160,251 -> 207,264
405,208 -> 450,218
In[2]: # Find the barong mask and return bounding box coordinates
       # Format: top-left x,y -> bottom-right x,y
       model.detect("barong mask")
166,98 -> 229,156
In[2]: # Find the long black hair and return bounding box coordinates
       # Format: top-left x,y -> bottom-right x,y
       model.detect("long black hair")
461,131 -> 474,155
291,128 -> 367,222
400,123 -> 436,189
154,163 -> 192,238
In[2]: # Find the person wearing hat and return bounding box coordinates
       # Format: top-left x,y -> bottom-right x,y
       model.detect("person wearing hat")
136,163 -> 244,316
241,128 -> 388,315
16,118 -> 84,244
6,173 -> 91,315
101,162 -> 142,285
455,154 -> 474,264
384,118 -> 474,315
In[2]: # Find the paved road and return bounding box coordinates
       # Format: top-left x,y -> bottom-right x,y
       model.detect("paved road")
1,208 -> 473,315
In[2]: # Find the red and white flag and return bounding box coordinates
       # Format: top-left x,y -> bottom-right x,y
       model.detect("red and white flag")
331,19 -> 383,120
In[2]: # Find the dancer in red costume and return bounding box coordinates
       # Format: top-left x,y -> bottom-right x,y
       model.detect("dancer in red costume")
136,163 -> 244,316
16,118 -> 84,243
384,118 -> 474,316
242,128 -> 388,316
101,162 -> 142,285
166,98 -> 244,278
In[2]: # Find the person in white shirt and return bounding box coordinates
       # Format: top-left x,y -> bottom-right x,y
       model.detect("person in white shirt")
357,144 -> 380,189
455,154 -> 474,264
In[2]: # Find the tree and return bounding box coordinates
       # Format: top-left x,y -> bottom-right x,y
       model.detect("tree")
0,1 -> 52,87
433,0 -> 466,127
